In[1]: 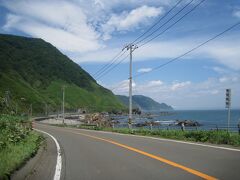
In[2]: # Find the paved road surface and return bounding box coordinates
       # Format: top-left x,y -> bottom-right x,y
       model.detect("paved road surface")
35,123 -> 240,180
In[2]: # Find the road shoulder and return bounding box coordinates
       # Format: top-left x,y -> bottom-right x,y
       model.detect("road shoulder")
11,132 -> 58,180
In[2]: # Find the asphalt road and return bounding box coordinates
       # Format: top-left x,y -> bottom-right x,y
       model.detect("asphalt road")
35,123 -> 240,180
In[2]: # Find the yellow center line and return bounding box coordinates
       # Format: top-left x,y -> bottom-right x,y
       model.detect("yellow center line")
53,126 -> 218,180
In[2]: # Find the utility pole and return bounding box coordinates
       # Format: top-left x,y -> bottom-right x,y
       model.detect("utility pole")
45,103 -> 48,116
225,89 -> 231,132
15,103 -> 18,115
30,104 -> 32,118
5,91 -> 10,107
123,44 -> 138,129
62,86 -> 65,124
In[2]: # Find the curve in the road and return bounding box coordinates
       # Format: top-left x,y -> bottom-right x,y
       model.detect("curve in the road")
69,127 -> 240,152
34,129 -> 62,180
58,128 -> 217,180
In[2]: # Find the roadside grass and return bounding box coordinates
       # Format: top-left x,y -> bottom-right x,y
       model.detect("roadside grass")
0,115 -> 42,179
56,124 -> 240,147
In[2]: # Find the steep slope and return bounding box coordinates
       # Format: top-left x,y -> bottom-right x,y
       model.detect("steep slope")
116,95 -> 173,111
0,34 -> 125,114
115,95 -> 139,109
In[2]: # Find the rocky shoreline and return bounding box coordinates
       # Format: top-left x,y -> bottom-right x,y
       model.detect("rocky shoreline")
38,112 -> 201,129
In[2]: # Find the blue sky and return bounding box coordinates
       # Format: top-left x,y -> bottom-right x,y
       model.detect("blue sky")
0,0 -> 240,109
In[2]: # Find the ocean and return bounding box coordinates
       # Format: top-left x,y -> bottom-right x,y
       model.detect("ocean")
114,109 -> 240,131
155,109 -> 240,126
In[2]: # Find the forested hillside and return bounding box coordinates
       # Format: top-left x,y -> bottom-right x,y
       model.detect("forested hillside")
117,95 -> 173,111
0,34 -> 125,114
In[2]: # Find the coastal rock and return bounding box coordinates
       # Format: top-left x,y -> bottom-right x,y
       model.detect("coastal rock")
84,113 -> 111,127
135,121 -> 160,127
176,120 -> 200,127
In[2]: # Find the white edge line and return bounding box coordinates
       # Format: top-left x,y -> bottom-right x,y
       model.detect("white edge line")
60,126 -> 240,152
34,128 -> 62,180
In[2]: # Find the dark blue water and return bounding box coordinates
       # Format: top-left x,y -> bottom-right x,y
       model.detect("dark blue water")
155,110 -> 240,127
114,110 -> 240,131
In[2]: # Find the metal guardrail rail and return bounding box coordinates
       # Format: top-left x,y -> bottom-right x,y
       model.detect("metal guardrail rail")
115,123 -> 240,133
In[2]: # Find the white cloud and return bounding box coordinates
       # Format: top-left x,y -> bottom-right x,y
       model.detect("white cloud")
211,66 -> 230,74
233,10 -> 240,18
110,79 -> 136,93
94,0 -> 105,9
210,90 -> 219,95
1,0 -> 102,53
79,36 -> 240,71
148,80 -> 163,86
78,39 -> 192,63
71,48 -> 124,63
135,38 -> 240,71
109,75 -> 240,109
4,14 -> 102,53
219,76 -> 239,83
137,68 -> 153,73
0,0 -> 169,59
219,77 -> 228,83
87,0 -> 173,11
202,43 -> 240,70
171,81 -> 191,91
102,5 -> 163,40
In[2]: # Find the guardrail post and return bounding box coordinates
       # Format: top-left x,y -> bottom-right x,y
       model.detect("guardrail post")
238,123 -> 240,135
150,123 -> 153,131
181,123 -> 185,131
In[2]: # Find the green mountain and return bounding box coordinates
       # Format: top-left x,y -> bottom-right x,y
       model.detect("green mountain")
116,95 -> 173,111
0,34 -> 125,114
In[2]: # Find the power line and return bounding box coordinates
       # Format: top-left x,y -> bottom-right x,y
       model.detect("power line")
110,79 -> 129,91
93,0 -> 187,80
95,50 -> 127,79
96,53 -> 130,80
93,50 -> 126,77
136,0 -> 196,45
132,0 -> 184,44
133,21 -> 240,78
109,0 -> 203,93
105,0 -> 206,92
137,0 -> 206,48
94,0 -> 205,86
110,21 -> 240,91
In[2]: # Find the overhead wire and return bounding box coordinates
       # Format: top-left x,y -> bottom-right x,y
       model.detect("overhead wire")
110,79 -> 129,91
137,0 -> 206,48
133,21 -> 240,78
110,22 -> 240,91
94,50 -> 127,79
109,0 -> 208,91
135,0 -> 196,45
131,0 -> 184,44
93,0 -> 187,79
93,50 -> 125,77
96,53 -> 130,80
94,0 -> 206,85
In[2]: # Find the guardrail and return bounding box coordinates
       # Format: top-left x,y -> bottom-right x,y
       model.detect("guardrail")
114,123 -> 240,133
33,114 -> 240,134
